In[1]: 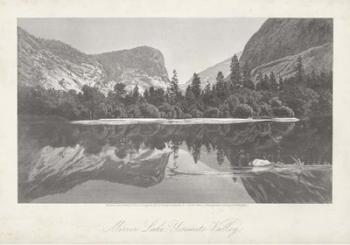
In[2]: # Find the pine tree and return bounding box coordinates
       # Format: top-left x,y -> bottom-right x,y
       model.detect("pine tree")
202,82 -> 212,106
242,64 -> 254,90
114,83 -> 126,97
185,85 -> 193,98
133,85 -> 139,99
269,72 -> 278,90
143,89 -> 149,99
169,69 -> 180,105
261,74 -> 270,90
203,82 -> 211,94
230,54 -> 240,88
242,63 -> 250,81
216,71 -> 227,101
256,72 -> 263,90
185,85 -> 196,112
191,73 -> 201,98
296,56 -> 304,84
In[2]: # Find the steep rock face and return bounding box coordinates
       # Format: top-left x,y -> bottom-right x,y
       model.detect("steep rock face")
18,27 -> 104,91
239,18 -> 333,70
93,47 -> 169,92
17,27 -> 169,93
251,42 -> 332,80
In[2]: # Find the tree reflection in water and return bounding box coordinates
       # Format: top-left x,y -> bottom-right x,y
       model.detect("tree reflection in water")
18,117 -> 332,203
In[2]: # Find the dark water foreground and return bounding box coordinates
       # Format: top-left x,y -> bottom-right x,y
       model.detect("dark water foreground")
18,116 -> 332,203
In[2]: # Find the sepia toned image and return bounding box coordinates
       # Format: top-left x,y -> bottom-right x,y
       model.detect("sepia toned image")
17,18 -> 332,203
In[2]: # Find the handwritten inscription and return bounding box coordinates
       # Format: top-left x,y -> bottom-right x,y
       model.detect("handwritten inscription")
103,218 -> 241,238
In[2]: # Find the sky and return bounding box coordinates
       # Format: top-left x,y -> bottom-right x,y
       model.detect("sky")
18,18 -> 266,83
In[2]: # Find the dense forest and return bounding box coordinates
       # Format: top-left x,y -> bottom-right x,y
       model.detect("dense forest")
18,55 -> 332,120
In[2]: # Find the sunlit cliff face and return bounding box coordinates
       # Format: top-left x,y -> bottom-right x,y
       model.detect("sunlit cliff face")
18,27 -> 170,94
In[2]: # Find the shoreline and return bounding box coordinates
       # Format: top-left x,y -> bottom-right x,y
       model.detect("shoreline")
70,117 -> 300,125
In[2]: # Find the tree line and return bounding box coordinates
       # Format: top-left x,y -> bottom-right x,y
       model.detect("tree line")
18,55 -> 332,120
22,115 -> 331,167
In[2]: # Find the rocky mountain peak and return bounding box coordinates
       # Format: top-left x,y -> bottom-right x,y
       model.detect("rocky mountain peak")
235,18 -> 333,83
17,27 -> 169,93
239,18 -> 333,70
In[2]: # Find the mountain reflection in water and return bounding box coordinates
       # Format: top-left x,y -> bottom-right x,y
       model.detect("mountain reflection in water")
18,117 -> 332,203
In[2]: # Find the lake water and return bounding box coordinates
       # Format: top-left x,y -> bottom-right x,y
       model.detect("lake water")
18,117 -> 332,203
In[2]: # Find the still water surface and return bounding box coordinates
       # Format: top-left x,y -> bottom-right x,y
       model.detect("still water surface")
18,117 -> 332,203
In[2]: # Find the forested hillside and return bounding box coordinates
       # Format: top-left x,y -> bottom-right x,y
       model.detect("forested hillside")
18,55 -> 332,120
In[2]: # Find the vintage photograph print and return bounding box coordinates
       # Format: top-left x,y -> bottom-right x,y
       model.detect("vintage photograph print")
18,18 -> 332,203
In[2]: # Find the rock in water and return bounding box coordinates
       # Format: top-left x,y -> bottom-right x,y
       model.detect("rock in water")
250,159 -> 273,167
